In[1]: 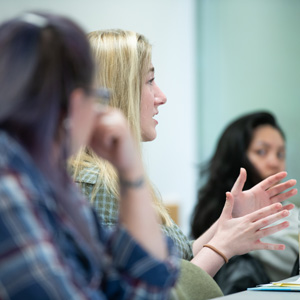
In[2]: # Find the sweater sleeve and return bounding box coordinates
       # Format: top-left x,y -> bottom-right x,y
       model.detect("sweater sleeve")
93,214 -> 180,299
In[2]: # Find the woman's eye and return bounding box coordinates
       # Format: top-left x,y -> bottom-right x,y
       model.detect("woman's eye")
277,151 -> 286,160
255,149 -> 266,156
148,78 -> 155,85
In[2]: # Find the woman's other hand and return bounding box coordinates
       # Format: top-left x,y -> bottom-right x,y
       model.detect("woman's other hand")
231,168 -> 297,218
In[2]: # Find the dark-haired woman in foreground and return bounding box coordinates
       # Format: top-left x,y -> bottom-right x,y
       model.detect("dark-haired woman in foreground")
0,12 -> 180,299
191,111 -> 298,293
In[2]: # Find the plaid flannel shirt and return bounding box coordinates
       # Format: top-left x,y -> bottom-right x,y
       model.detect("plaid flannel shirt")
0,132 -> 179,300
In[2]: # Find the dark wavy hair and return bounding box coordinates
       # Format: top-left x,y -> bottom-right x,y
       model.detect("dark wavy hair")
0,12 -> 94,160
190,111 -> 285,238
0,12 -> 96,248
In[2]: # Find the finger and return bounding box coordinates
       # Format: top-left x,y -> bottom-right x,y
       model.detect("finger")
258,171 -> 287,190
220,192 -> 234,220
282,203 -> 295,211
270,188 -> 298,204
253,240 -> 286,251
255,220 -> 289,241
247,202 -> 282,222
253,210 -> 290,231
231,168 -> 247,195
267,179 -> 297,198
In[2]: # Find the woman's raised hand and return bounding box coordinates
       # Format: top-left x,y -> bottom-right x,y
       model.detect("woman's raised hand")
231,168 -> 297,218
209,192 -> 290,260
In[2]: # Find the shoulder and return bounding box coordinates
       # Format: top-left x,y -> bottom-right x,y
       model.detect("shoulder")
73,163 -> 119,227
0,170 -> 102,299
75,164 -> 100,185
174,259 -> 223,299
161,220 -> 193,260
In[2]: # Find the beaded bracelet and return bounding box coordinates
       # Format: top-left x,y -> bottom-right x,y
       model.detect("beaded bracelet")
203,244 -> 229,263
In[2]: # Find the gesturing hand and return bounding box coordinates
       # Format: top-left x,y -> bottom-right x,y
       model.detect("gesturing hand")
231,168 -> 297,218
210,193 -> 290,260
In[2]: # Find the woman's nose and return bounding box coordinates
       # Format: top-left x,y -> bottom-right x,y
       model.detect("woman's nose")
155,86 -> 167,105
267,153 -> 280,168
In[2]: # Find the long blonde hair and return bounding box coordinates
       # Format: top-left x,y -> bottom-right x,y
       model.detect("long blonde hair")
72,29 -> 172,226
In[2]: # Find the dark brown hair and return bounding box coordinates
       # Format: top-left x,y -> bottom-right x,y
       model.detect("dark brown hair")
191,111 -> 285,238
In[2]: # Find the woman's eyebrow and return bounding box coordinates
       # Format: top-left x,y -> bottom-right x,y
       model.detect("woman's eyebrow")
254,141 -> 285,149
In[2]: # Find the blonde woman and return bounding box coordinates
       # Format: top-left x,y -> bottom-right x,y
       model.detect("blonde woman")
71,29 -> 297,299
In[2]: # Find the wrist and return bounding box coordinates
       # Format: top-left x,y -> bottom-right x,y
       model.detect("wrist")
203,244 -> 229,264
118,162 -> 146,192
119,175 -> 145,189
207,238 -> 233,261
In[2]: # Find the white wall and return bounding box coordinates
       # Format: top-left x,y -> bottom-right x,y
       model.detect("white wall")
197,0 -> 300,206
0,0 -> 198,235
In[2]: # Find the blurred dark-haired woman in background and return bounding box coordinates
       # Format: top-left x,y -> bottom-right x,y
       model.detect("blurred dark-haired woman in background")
191,111 -> 298,294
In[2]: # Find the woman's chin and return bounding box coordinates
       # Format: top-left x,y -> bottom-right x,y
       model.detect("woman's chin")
142,131 -> 157,142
